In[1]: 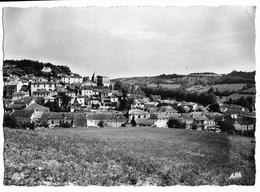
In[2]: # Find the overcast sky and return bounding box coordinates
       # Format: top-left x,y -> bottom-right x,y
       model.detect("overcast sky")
3,6 -> 255,78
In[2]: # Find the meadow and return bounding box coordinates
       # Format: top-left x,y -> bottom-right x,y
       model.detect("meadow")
4,127 -> 255,186
186,83 -> 247,93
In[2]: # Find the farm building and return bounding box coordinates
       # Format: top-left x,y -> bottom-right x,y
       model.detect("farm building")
48,112 -> 64,127
86,112 -> 127,127
128,109 -> 150,122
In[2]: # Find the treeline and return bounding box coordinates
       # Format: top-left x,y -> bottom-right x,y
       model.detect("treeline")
155,73 -> 185,79
142,87 -> 217,107
3,59 -> 71,77
213,70 -> 255,84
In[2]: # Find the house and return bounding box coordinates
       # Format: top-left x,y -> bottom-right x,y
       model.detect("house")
234,112 -> 256,132
31,81 -> 56,92
110,96 -> 119,103
70,96 -> 85,106
99,88 -> 112,98
81,86 -> 94,97
144,102 -> 158,109
11,103 -> 49,126
32,89 -> 51,97
86,112 -> 127,127
81,80 -> 97,87
177,105 -> 190,113
150,95 -> 161,101
12,91 -> 29,101
131,99 -> 144,109
41,66 -> 52,73
193,115 -> 209,130
128,109 -> 150,122
5,80 -> 23,96
44,96 -> 55,103
48,112 -> 64,127
66,91 -> 76,98
159,106 -> 177,114
180,113 -> 193,129
151,113 -> 169,128
96,75 -> 110,87
61,75 -> 83,84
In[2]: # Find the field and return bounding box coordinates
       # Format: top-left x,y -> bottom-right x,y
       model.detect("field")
4,127 -> 255,186
186,84 -> 247,93
148,83 -> 182,89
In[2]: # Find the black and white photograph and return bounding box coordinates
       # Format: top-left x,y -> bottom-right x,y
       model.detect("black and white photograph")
1,1 -> 258,188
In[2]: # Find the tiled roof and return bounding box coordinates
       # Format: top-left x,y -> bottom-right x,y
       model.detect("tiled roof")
8,102 -> 26,109
12,109 -> 34,118
25,103 -> 49,112
48,112 -> 65,119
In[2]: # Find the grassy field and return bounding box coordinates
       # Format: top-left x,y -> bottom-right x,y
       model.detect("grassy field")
186,84 -> 247,93
4,127 -> 255,186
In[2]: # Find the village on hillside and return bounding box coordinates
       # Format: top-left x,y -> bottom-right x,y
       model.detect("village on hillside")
2,64 -> 256,137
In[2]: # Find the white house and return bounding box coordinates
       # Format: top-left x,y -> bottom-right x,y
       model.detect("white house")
70,96 -> 85,106
81,87 -> 94,97
31,82 -> 56,92
41,66 -> 52,73
5,80 -> 23,96
61,75 -> 83,84
128,109 -> 150,122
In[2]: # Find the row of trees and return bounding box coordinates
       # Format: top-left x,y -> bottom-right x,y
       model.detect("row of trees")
141,87 -> 217,107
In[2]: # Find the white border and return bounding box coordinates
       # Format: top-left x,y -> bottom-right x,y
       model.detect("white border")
0,1 -> 259,192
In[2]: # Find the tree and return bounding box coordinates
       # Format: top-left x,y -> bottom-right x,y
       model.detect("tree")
98,120 -> 104,127
209,103 -> 220,112
3,114 -> 17,128
167,118 -> 185,129
44,101 -> 61,112
131,116 -> 136,127
217,119 -> 235,134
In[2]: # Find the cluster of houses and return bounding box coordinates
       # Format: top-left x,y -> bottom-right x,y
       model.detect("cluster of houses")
3,65 -> 256,134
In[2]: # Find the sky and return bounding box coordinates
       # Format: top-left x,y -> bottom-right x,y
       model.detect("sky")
3,6 -> 256,78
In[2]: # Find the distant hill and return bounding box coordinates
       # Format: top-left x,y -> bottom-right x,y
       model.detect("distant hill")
213,70 -> 255,84
3,59 -> 71,77
112,71 -> 255,88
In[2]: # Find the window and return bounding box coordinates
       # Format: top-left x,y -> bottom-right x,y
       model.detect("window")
52,120 -> 54,124
138,115 -> 141,118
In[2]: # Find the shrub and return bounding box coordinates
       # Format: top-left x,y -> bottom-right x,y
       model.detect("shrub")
167,118 -> 185,129
98,120 -> 104,127
61,121 -> 72,128
3,114 -> 17,128
217,120 -> 235,134
131,118 -> 136,127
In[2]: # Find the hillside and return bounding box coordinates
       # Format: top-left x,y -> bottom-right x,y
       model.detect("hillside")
3,59 -> 71,77
112,71 -> 255,88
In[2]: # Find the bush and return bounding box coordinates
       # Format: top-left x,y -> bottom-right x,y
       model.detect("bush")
98,120 -> 104,128
3,114 -> 17,128
131,118 -> 136,127
61,122 -> 72,128
217,120 -> 235,134
191,123 -> 198,130
167,118 -> 185,129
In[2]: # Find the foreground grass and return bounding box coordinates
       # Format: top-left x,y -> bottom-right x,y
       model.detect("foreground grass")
4,127 -> 255,186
